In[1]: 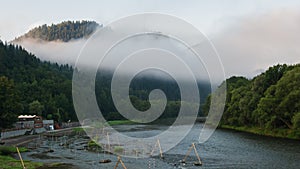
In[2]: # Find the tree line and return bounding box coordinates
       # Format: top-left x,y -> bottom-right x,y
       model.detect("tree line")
95,70 -> 210,121
14,21 -> 100,42
0,41 -> 74,128
0,40 -> 211,129
202,64 -> 300,139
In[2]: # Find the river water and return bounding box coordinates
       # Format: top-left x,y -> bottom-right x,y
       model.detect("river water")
23,123 -> 300,169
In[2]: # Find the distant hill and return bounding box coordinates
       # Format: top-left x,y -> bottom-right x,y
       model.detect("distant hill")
14,20 -> 100,42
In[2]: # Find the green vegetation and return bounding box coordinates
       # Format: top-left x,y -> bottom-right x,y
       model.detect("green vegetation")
0,41 -> 75,128
29,100 -> 44,116
88,140 -> 101,148
0,146 -> 42,169
220,125 -> 300,139
0,76 -> 21,128
203,64 -> 300,139
87,139 -> 102,152
0,155 -> 42,169
107,120 -> 136,126
14,21 -> 100,42
72,127 -> 85,132
36,163 -> 76,169
1,38 -> 210,128
113,146 -> 124,154
0,146 -> 28,155
96,71 -> 210,122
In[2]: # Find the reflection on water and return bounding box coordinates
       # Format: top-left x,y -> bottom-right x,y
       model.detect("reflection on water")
112,124 -> 300,168
23,123 -> 300,169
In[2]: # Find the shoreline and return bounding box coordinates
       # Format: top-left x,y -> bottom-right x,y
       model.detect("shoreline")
108,120 -> 300,140
219,125 -> 300,140
0,127 -> 83,169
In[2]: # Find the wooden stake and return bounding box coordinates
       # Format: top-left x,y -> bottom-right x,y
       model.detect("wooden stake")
181,143 -> 202,165
116,134 -> 120,146
107,132 -> 110,151
16,147 -> 26,169
114,156 -> 127,169
150,139 -> 164,159
192,143 -> 202,165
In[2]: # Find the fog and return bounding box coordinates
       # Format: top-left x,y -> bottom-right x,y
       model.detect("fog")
14,38 -> 87,66
13,9 -> 300,82
213,8 -> 300,78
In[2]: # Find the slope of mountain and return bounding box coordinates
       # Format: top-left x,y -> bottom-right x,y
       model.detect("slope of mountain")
0,40 -> 75,128
14,20 -> 100,42
0,38 -> 211,128
203,64 -> 300,139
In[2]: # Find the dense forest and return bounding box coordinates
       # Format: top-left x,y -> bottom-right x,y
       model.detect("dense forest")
0,38 -> 211,129
203,64 -> 300,139
95,70 -> 210,121
14,21 -> 100,42
5,20 -> 300,139
0,40 -> 74,128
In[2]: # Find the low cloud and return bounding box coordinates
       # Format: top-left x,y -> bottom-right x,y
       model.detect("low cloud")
213,8 -> 300,78
13,9 -> 300,82
14,38 -> 87,65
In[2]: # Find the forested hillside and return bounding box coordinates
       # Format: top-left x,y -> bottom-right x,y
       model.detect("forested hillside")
203,64 -> 300,139
96,71 -> 210,121
14,21 -> 100,42
0,39 -> 211,128
0,40 -> 75,128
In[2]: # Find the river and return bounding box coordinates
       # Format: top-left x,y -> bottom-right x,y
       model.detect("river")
22,123 -> 300,169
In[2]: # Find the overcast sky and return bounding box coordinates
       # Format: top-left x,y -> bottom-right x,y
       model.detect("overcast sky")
1,0 -> 300,79
1,0 -> 299,41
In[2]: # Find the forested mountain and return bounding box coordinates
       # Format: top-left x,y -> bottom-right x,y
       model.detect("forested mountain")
0,39 -> 211,128
14,21 -> 100,42
0,40 -> 75,128
96,71 -> 211,121
203,64 -> 300,139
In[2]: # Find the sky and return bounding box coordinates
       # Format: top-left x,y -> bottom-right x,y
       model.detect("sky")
1,0 -> 300,79
1,0 -> 300,41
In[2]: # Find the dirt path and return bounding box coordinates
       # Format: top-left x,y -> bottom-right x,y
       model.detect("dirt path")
2,135 -> 40,146
2,127 -> 76,146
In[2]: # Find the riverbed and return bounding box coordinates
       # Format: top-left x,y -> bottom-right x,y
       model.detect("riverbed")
21,123 -> 300,169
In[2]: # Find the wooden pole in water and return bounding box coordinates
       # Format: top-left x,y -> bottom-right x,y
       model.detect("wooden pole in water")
182,144 -> 193,162
107,132 -> 111,151
157,139 -> 164,159
116,134 -> 120,146
181,143 -> 202,165
192,143 -> 202,165
150,139 -> 164,159
16,147 -> 26,169
114,156 -> 127,169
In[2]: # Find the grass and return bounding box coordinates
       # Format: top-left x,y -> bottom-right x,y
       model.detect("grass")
88,140 -> 101,148
113,146 -> 124,154
0,146 -> 42,169
36,162 -> 76,169
0,146 -> 28,155
72,127 -> 85,132
78,118 -> 176,128
107,120 -> 136,126
220,125 -> 300,140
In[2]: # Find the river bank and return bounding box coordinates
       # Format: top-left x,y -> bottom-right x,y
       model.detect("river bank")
0,127 -> 83,169
0,146 -> 43,169
109,120 -> 300,140
1,123 -> 299,169
220,125 -> 300,140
